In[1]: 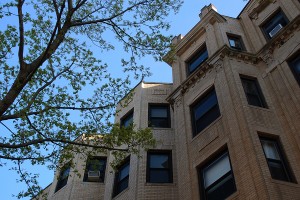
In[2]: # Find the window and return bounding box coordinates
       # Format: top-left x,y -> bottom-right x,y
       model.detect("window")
191,88 -> 220,137
288,53 -> 300,85
83,157 -> 107,182
199,151 -> 236,200
260,137 -> 294,182
262,10 -> 289,39
55,164 -> 70,192
241,76 -> 267,108
121,109 -> 134,127
187,45 -> 208,75
147,151 -> 173,183
148,104 -> 170,128
227,34 -> 245,50
113,157 -> 130,197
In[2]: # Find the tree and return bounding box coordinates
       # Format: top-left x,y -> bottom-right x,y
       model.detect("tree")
0,0 -> 181,198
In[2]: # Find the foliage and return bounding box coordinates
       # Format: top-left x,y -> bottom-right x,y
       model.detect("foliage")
0,0 -> 181,198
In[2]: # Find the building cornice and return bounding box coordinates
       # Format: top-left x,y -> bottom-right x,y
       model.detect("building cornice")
166,14 -> 300,104
163,10 -> 227,66
166,45 -> 258,104
258,14 -> 300,65
248,0 -> 277,20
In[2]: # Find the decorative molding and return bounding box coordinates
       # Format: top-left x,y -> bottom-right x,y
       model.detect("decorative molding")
167,16 -> 299,105
213,58 -> 224,73
166,45 -> 259,104
174,94 -> 183,108
249,0 -> 276,20
261,49 -> 275,65
222,47 -> 259,64
259,15 -> 300,65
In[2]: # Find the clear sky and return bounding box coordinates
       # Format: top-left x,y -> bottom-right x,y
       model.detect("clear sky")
0,1 -> 248,199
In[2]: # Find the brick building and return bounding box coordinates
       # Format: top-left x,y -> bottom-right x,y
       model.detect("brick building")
38,0 -> 300,199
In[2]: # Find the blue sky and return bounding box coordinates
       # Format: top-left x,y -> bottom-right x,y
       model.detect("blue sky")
0,1 -> 248,199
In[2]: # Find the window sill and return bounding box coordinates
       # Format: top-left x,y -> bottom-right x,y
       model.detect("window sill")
150,127 -> 173,130
53,185 -> 67,196
246,105 -> 270,111
191,115 -> 222,142
113,187 -> 129,199
226,191 -> 239,200
271,179 -> 299,188
82,181 -> 105,185
145,182 -> 176,186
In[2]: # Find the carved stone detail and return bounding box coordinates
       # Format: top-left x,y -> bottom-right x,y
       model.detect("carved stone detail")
174,95 -> 183,108
152,88 -> 167,95
213,58 -> 224,73
261,50 -> 275,65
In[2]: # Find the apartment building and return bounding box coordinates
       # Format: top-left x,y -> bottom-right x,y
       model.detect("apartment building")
38,0 -> 300,199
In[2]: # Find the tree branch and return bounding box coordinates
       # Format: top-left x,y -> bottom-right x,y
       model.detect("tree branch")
0,152 -> 55,161
0,104 -> 115,121
17,0 -> 25,65
70,0 -> 148,27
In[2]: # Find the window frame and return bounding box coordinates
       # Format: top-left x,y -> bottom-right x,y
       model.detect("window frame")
186,44 -> 208,76
190,87 -> 221,137
113,157 -> 130,197
261,9 -> 289,40
227,34 -> 245,51
55,163 -> 71,192
148,104 -> 171,128
83,156 -> 107,183
240,75 -> 268,108
287,51 -> 300,86
198,150 -> 237,200
120,109 -> 134,128
146,150 -> 173,183
259,136 -> 295,183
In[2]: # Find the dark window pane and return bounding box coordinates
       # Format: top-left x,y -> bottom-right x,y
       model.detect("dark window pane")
195,105 -> 220,134
203,153 -> 231,188
119,164 -> 129,180
55,165 -> 70,192
206,174 -> 236,200
260,137 -> 293,183
151,107 -> 168,118
241,77 -> 267,108
114,158 -> 130,197
149,105 -> 170,128
261,140 -> 280,160
262,10 -> 289,39
268,160 -> 289,181
194,92 -> 218,119
149,170 -> 170,183
228,35 -> 244,50
191,89 -> 220,136
149,118 -> 169,128
117,177 -> 129,193
150,154 -> 169,168
147,151 -> 172,183
288,54 -> 300,85
199,151 -> 236,200
189,49 -> 208,74
121,110 -> 134,127
83,157 -> 107,182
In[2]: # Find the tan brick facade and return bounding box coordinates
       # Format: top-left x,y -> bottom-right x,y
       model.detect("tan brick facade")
40,0 -> 300,199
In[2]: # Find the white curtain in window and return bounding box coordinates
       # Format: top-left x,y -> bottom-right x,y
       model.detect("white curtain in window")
261,140 -> 280,160
203,153 -> 230,188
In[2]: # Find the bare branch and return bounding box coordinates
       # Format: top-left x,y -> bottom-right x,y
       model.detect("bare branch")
73,0 -> 87,11
71,0 -> 148,27
0,138 -> 128,151
0,152 -> 55,161
52,0 -> 62,31
17,0 -> 25,65
0,103 -> 115,121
